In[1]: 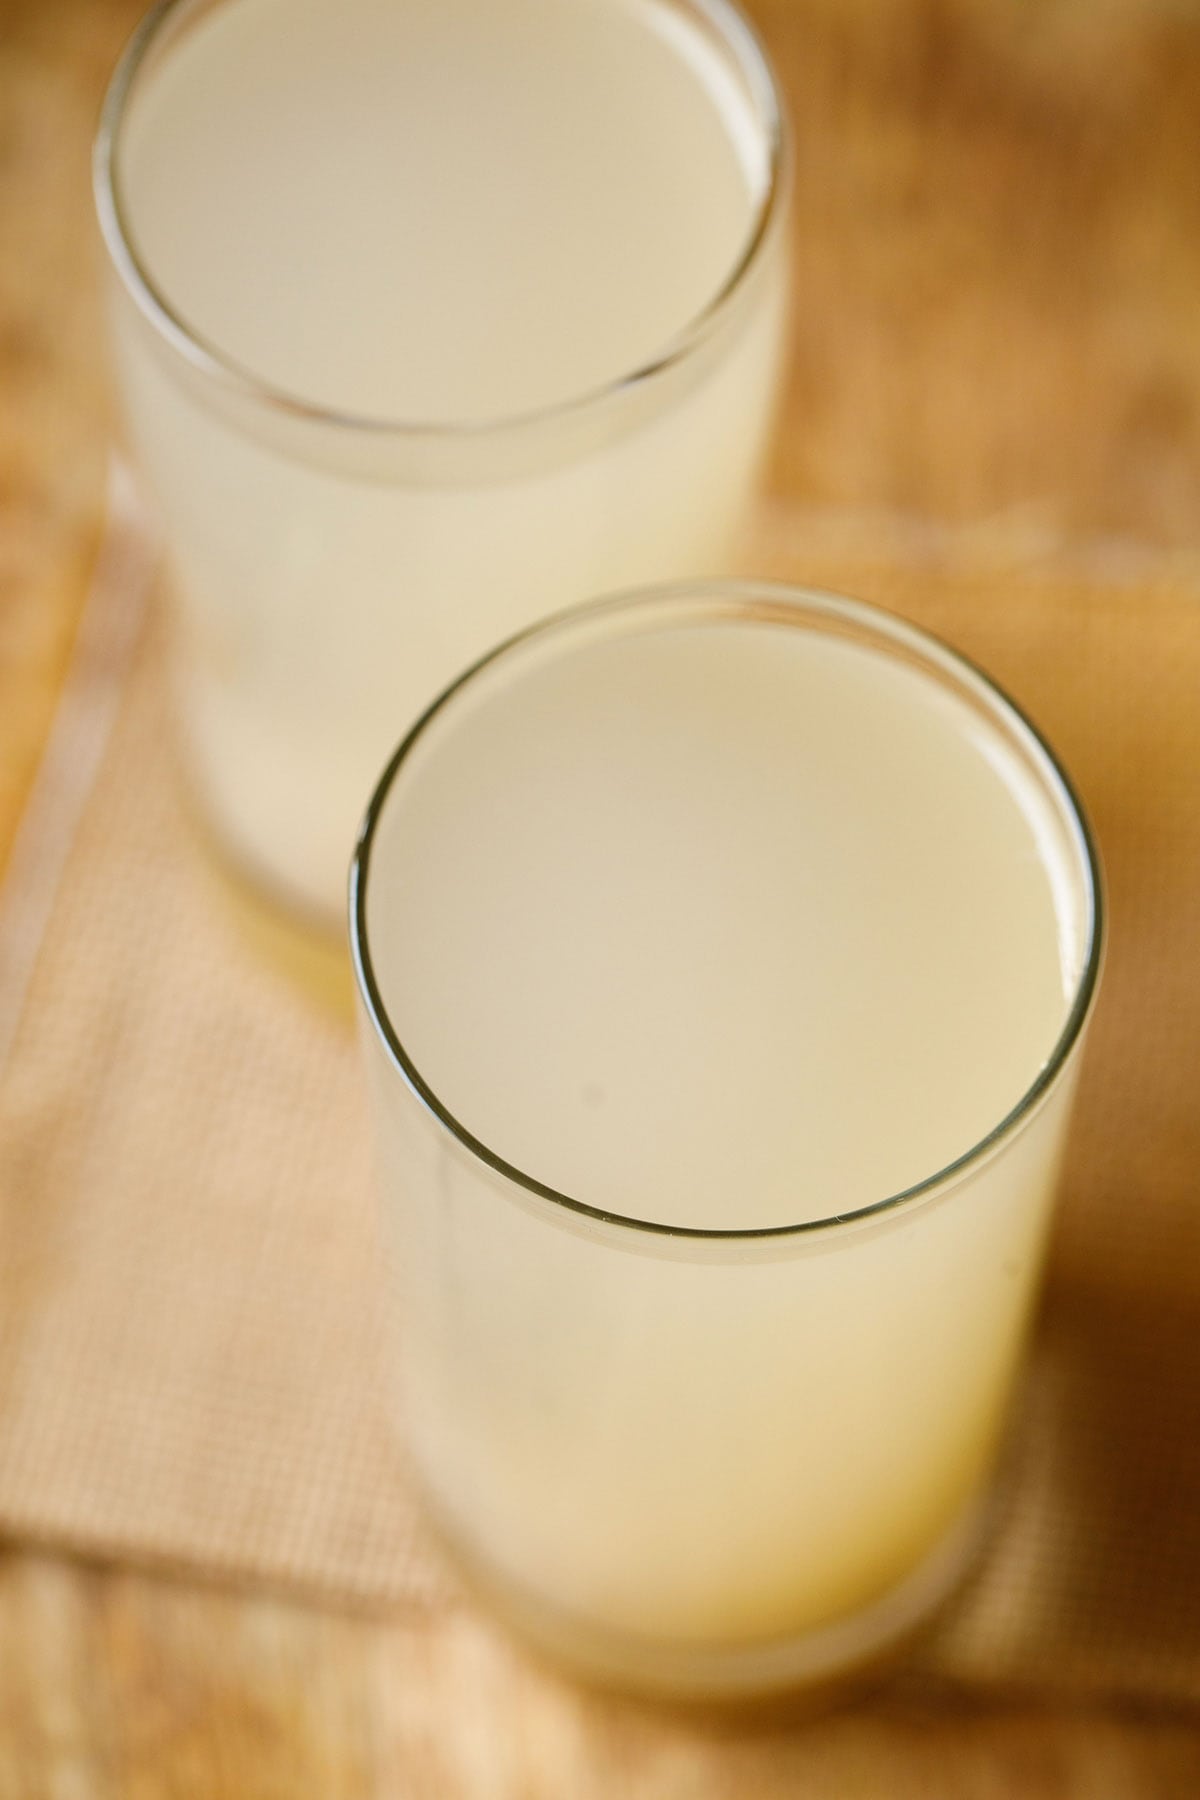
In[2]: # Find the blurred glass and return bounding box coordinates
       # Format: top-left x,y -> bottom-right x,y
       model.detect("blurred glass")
93,0 -> 789,926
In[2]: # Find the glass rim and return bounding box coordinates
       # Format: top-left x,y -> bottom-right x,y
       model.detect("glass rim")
93,0 -> 788,442
350,581 -> 1105,1243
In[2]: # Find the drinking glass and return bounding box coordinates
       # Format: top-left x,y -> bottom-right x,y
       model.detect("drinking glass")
350,582 -> 1104,1701
93,0 -> 789,926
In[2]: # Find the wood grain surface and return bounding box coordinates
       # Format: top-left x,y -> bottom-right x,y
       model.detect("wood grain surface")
2,1553 -> 1199,1799
2,0 -> 1199,1791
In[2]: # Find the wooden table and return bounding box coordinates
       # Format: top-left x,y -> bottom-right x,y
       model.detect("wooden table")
2,0 -> 1199,1790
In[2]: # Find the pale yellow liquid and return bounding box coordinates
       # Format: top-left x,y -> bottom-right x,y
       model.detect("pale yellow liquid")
111,0 -> 784,918
361,612 -> 1092,1679
371,622 -> 1080,1229
121,0 -> 767,420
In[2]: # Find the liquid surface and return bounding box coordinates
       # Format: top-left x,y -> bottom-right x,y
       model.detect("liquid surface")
366,619 -> 1085,1230
118,0 -> 766,420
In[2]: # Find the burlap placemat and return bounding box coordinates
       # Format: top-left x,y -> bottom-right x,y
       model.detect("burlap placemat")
0,486 -> 1197,1702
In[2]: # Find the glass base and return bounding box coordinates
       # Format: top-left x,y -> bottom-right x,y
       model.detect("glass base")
186,794 -> 355,1019
169,730 -> 354,1017
430,1495 -> 989,1707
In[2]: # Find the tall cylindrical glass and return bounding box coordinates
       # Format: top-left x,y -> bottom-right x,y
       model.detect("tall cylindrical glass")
351,583 -> 1104,1701
93,0 -> 789,926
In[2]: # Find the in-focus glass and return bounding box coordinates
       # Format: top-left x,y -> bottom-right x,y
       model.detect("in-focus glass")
93,0 -> 789,926
351,582 -> 1103,1702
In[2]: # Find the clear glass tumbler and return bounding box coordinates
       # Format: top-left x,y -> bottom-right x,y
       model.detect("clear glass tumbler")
93,0 -> 789,928
350,582 -> 1104,1702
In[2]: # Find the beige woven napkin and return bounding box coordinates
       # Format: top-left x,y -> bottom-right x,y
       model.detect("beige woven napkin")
1,488 -> 1197,1701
